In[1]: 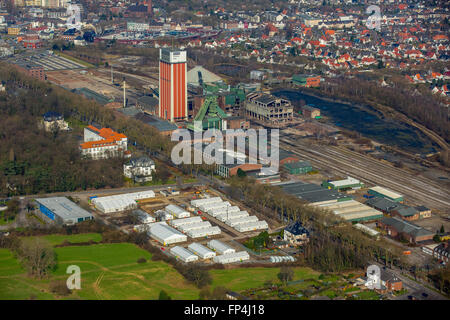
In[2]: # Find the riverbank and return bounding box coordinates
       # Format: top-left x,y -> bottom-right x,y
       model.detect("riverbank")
274,86 -> 448,153
272,87 -> 439,156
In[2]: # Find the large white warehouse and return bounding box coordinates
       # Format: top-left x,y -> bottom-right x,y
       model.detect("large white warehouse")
92,190 -> 155,213
165,204 -> 190,218
170,246 -> 198,263
148,222 -> 187,245
207,240 -> 235,255
188,243 -> 216,259
213,251 -> 250,264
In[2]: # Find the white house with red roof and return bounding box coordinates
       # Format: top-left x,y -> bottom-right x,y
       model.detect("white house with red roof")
80,125 -> 128,159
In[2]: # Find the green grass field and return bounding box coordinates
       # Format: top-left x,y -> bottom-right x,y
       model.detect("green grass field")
0,218 -> 12,225
0,243 -> 201,300
21,233 -> 102,246
0,240 -> 322,300
210,267 -> 320,292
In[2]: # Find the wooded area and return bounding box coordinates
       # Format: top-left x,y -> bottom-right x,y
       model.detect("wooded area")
0,63 -> 172,197
320,76 -> 450,144
225,175 -> 405,273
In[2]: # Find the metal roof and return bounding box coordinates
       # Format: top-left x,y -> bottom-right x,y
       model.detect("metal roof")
380,217 -> 434,238
149,222 -> 186,241
35,197 -> 92,220
170,246 -> 198,260
369,186 -> 403,200
188,242 -> 216,257
208,239 -> 234,253
280,181 -> 351,203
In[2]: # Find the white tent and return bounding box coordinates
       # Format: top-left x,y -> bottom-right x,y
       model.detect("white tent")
178,221 -> 212,232
165,204 -> 190,218
207,240 -> 235,255
187,226 -> 221,238
188,243 -> 216,259
213,251 -> 250,264
216,210 -> 249,222
148,222 -> 187,245
169,216 -> 202,228
235,221 -> 268,232
170,246 -> 198,263
92,190 -> 155,213
226,215 -> 258,227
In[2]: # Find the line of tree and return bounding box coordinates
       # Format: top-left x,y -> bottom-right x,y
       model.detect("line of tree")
319,76 -> 450,144
224,175 -> 405,273
0,62 -> 174,197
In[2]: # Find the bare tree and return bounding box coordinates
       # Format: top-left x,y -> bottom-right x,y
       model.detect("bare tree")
18,238 -> 56,279
277,266 -> 294,286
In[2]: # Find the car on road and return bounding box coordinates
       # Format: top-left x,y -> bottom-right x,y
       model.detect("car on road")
422,292 -> 428,298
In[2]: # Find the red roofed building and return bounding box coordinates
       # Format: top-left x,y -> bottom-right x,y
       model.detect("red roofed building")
80,125 -> 128,159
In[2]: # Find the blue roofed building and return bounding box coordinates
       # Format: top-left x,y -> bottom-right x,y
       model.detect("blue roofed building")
35,197 -> 93,225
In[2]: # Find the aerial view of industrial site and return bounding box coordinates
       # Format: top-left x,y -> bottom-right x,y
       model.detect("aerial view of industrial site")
0,0 -> 448,314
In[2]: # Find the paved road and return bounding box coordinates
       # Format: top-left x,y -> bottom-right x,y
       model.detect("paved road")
17,182 -> 200,201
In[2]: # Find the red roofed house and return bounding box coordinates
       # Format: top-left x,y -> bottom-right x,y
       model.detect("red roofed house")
80,125 -> 128,159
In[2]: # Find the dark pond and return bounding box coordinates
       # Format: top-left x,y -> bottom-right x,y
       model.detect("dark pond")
273,89 -> 437,155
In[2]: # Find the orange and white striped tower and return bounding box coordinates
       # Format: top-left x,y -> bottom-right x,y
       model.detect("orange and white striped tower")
159,48 -> 187,122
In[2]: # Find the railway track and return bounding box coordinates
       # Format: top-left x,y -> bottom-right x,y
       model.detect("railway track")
279,136 -> 449,211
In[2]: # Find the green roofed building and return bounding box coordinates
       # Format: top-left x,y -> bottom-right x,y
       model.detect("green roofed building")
284,161 -> 313,175
322,176 -> 364,191
187,96 -> 228,132
368,186 -> 404,202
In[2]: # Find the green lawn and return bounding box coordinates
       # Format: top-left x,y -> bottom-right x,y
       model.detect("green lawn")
0,217 -> 13,225
0,243 -> 200,300
0,240 -> 326,300
22,233 -> 102,246
210,267 -> 320,292
355,290 -> 381,300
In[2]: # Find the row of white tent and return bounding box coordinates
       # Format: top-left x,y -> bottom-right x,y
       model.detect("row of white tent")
170,241 -> 250,264
165,204 -> 190,218
190,196 -> 268,233
148,222 -> 187,245
168,216 -> 222,238
269,256 -> 295,263
207,240 -> 249,264
92,190 -> 155,213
